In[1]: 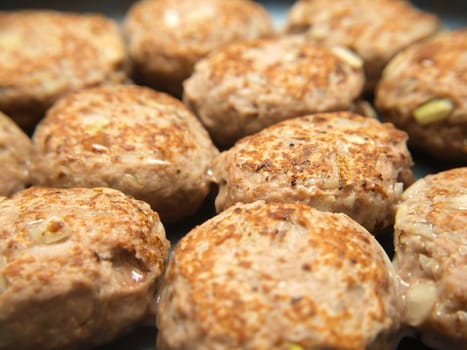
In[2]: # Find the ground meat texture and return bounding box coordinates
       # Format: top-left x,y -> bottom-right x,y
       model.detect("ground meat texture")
0,111 -> 34,197
0,10 -> 129,132
32,84 -> 219,222
213,111 -> 414,233
183,35 -> 364,147
393,167 -> 467,350
0,186 -> 170,350
157,200 -> 401,350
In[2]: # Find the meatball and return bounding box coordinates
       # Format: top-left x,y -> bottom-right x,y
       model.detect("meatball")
0,10 -> 129,131
123,0 -> 273,96
157,200 -> 401,350
376,29 -> 467,162
285,0 -> 440,91
213,112 -> 414,233
393,167 -> 467,350
32,84 -> 219,222
183,35 -> 365,147
0,186 -> 170,350
0,111 -> 34,196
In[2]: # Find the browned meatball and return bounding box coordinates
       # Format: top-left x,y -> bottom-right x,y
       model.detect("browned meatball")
376,29 -> 467,162
393,167 -> 467,350
213,112 -> 414,233
184,35 -> 365,147
157,200 -> 401,350
0,111 -> 34,196
0,186 -> 170,350
32,84 -> 219,222
0,10 -> 129,131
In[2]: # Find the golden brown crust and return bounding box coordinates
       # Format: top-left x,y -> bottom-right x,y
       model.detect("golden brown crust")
32,84 -> 219,222
285,0 -> 440,91
157,200 -> 400,350
0,10 -> 129,131
376,29 -> 467,161
123,0 -> 274,96
213,112 -> 414,233
0,186 -> 170,350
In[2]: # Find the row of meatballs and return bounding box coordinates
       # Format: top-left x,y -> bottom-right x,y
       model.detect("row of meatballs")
0,0 -> 465,159
0,0 -> 466,350
0,91 -> 466,349
0,167 -> 466,350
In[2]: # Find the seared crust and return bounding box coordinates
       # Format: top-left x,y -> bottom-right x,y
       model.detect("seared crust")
32,84 -> 219,222
184,35 -> 364,147
213,112 -> 414,233
0,112 -> 34,196
285,0 -> 440,91
393,167 -> 467,350
0,186 -> 170,350
157,200 -> 401,350
123,0 -> 273,96
0,10 -> 129,131
376,30 -> 467,161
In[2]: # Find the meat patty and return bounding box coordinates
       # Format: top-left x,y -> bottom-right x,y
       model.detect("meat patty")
123,0 -> 273,97
183,35 -> 365,147
393,167 -> 467,350
0,186 -> 170,350
213,112 -> 414,233
32,84 -> 219,222
0,111 -> 34,197
376,29 -> 467,162
285,0 -> 440,92
157,200 -> 401,350
0,10 -> 129,132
